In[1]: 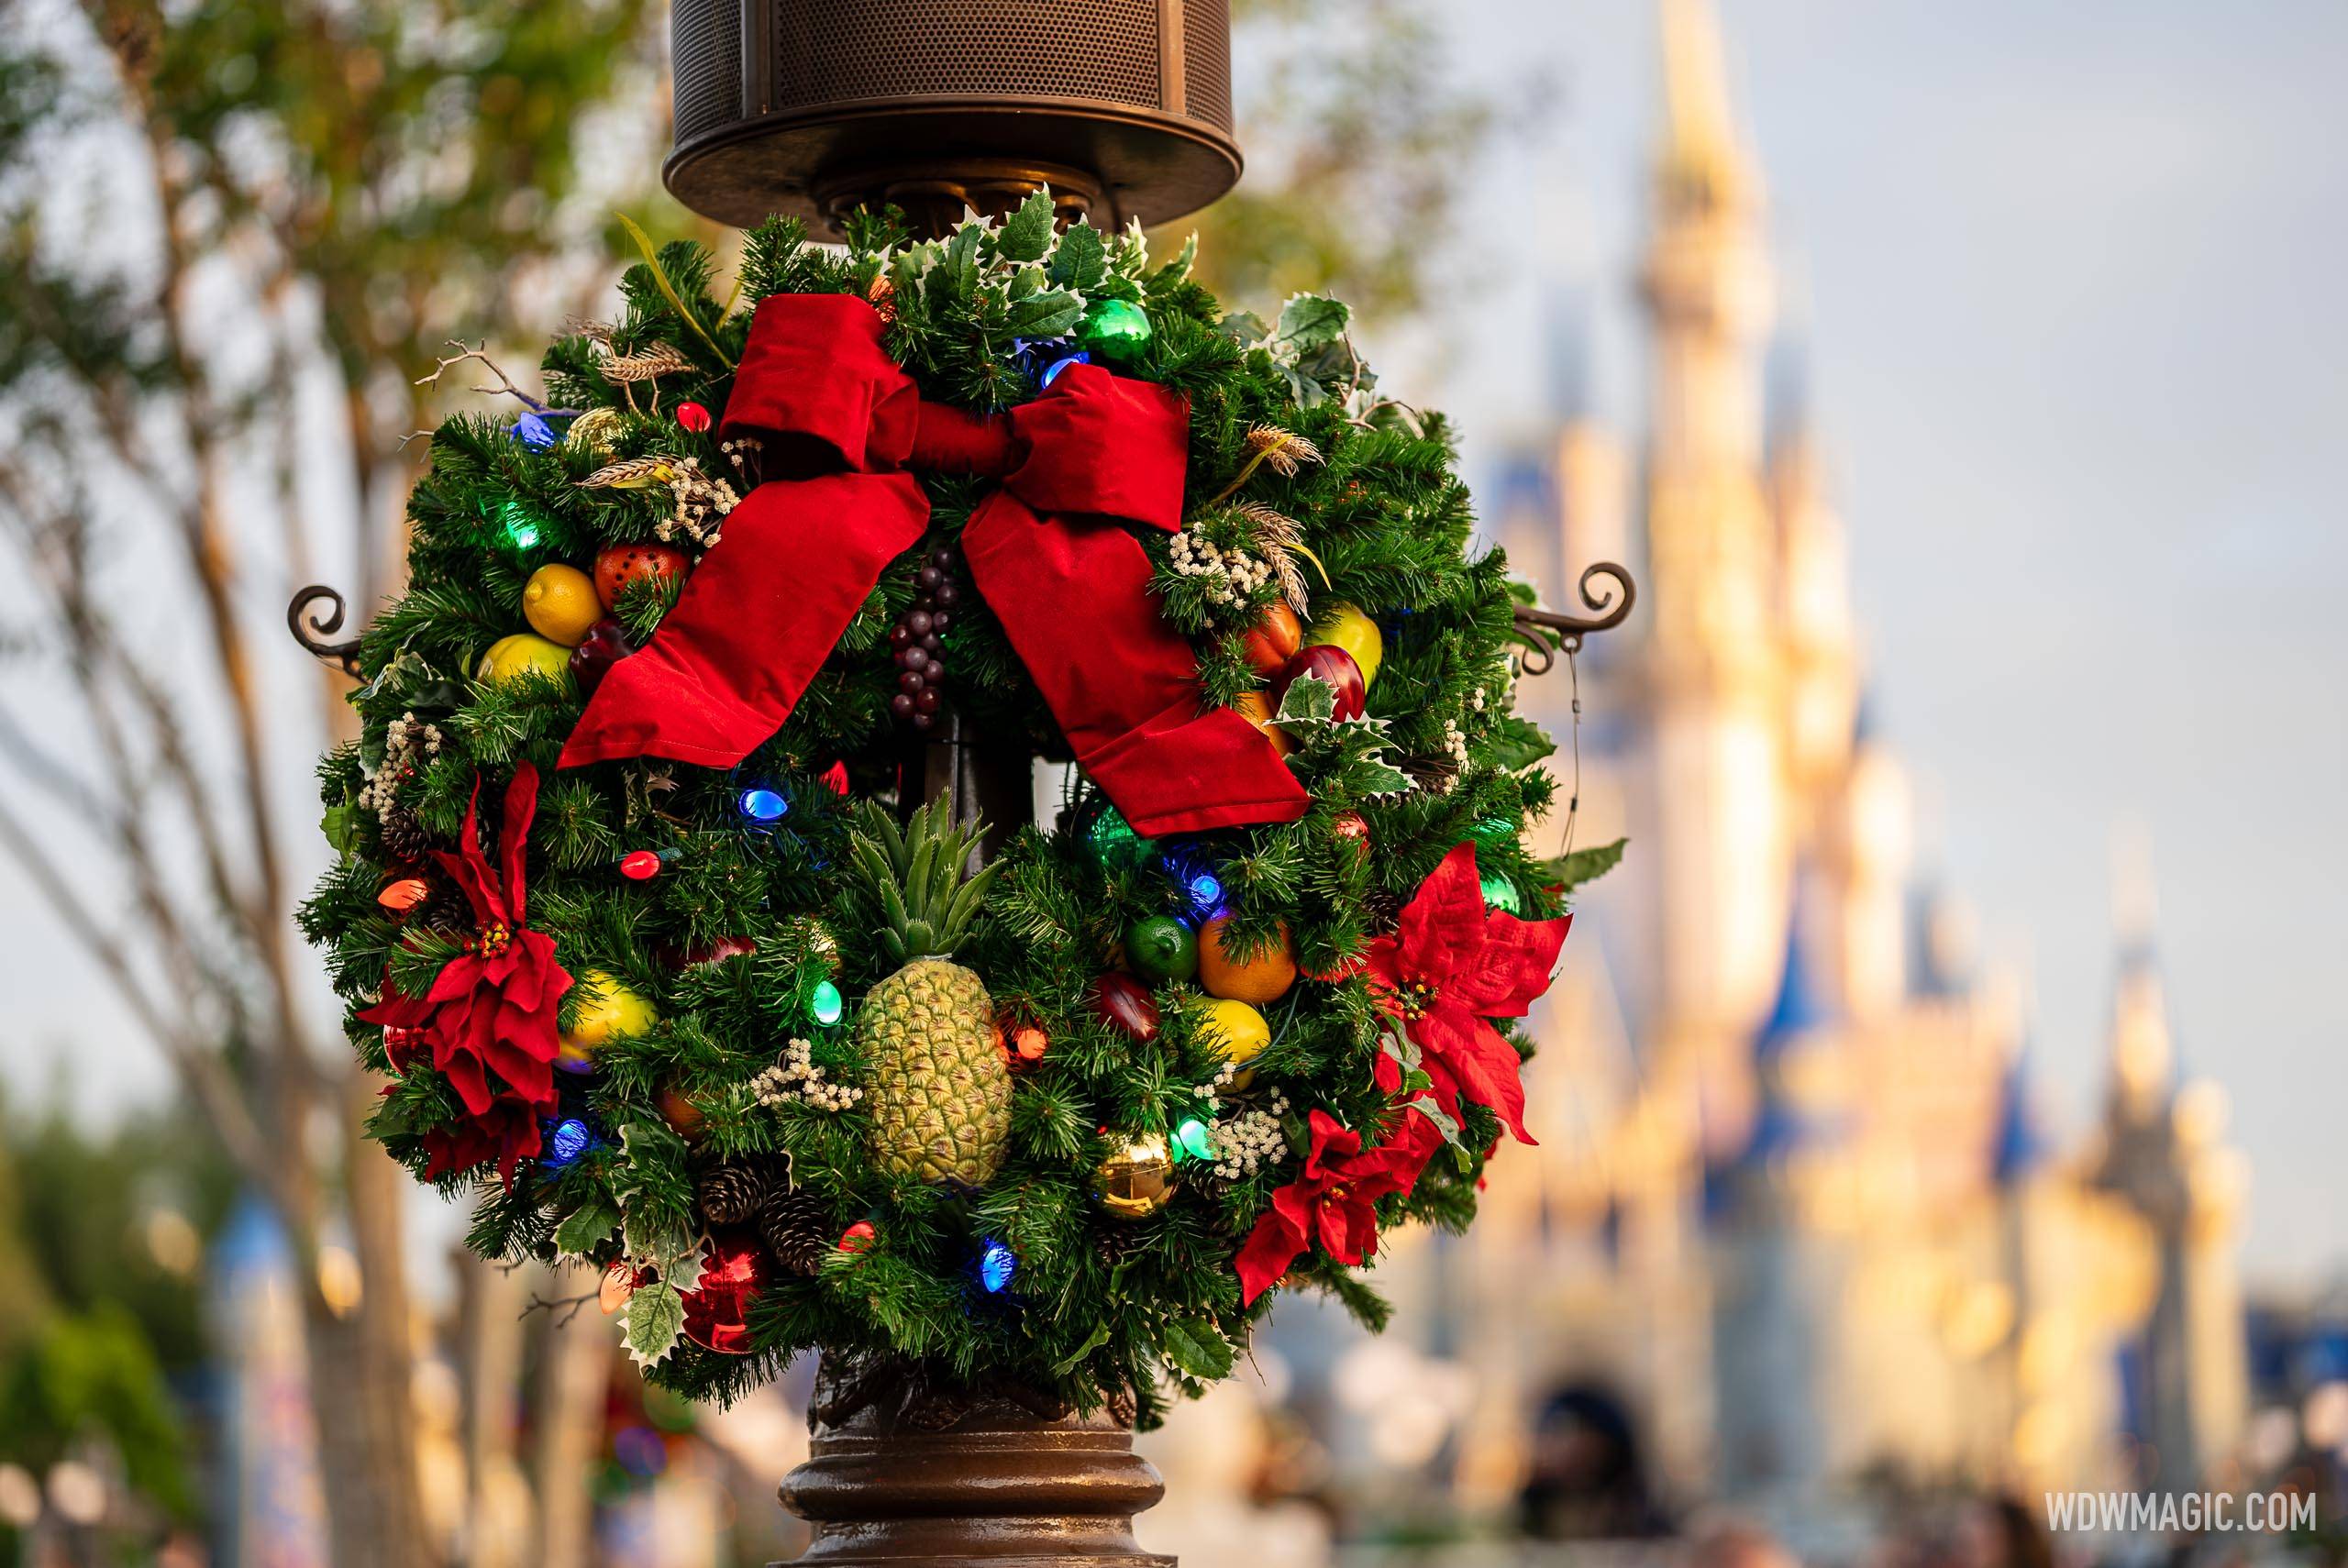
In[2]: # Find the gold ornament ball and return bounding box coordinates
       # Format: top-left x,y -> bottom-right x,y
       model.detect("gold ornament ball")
1093,1132 -> 1179,1220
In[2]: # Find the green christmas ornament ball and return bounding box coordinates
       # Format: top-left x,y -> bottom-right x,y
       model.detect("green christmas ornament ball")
1080,799 -> 1152,869
1077,297 -> 1152,365
1479,871 -> 1523,915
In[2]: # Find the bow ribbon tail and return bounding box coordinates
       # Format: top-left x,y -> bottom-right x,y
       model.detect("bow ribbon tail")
961,493 -> 1310,838
559,473 -> 929,767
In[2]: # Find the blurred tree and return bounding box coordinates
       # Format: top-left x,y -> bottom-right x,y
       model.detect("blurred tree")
1178,0 -> 1513,325
0,3 -> 670,1564
0,1088 -> 238,1551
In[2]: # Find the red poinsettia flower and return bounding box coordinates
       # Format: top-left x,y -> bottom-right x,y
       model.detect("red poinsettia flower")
360,763 -> 571,1181
1236,1110 -> 1432,1304
1362,842 -> 1570,1146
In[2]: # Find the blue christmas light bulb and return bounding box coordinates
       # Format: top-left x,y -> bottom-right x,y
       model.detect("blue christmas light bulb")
512,412 -> 558,449
809,979 -> 844,1027
978,1237 -> 1017,1294
737,787 -> 789,823
1039,349 -> 1092,390
542,1117 -> 593,1169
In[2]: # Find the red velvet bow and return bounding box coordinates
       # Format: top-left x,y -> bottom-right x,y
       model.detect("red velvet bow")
360,763 -> 572,1182
558,294 -> 1309,838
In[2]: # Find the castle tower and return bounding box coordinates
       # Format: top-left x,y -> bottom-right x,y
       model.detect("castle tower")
1634,0 -> 1791,1115
2090,856 -> 2250,1490
1708,913 -> 1841,1499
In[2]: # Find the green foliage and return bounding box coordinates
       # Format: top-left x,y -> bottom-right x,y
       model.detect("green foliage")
303,209 -> 1606,1413
1178,0 -> 1508,324
849,801 -> 1002,966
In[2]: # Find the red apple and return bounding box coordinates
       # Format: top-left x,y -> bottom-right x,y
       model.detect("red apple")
1239,602 -> 1303,675
1281,644 -> 1367,721
593,541 -> 690,610
568,616 -> 634,694
1089,972 -> 1161,1043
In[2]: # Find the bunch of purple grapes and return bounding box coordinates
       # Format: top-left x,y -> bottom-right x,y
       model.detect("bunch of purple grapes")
889,544 -> 961,733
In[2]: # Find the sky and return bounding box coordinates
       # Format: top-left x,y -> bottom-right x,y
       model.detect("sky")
3,0 -> 2342,1282
1390,0 -> 2347,1277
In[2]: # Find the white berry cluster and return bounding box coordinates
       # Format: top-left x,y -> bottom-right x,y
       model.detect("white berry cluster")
655,457 -> 739,548
1434,716 -> 1470,783
1194,1061 -> 1293,1180
1208,1095 -> 1292,1182
752,1037 -> 863,1113
358,712 -> 443,816
1167,524 -> 1273,619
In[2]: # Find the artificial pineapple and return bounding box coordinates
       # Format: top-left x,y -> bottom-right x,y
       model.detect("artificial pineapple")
849,800 -> 1012,1186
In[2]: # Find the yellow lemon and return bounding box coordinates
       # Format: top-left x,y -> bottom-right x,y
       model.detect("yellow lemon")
477,632 -> 574,688
1198,997 -> 1271,1088
522,564 -> 603,646
557,967 -> 659,1069
1305,602 -> 1383,688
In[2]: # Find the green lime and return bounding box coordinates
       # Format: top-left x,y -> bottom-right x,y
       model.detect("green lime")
1126,915 -> 1198,983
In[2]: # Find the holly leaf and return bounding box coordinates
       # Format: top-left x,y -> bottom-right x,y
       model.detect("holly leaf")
321,801 -> 360,861
621,1278 -> 686,1368
1346,752 -> 1415,798
1274,672 -> 1335,728
554,1195 -> 621,1258
1052,1322 -> 1114,1374
1268,293 -> 1349,360
1146,232 -> 1197,293
926,225 -> 982,307
997,189 -> 1056,263
1162,1316 -> 1235,1381
1539,837 -> 1627,894
1484,714 -> 1556,771
1047,221 -> 1106,292
1009,291 -> 1086,339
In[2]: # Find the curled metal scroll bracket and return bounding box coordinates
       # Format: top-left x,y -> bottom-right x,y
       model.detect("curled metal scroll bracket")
1511,561 -> 1636,678
287,585 -> 366,678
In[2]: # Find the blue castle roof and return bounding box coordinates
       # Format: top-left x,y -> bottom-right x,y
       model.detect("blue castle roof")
1989,1053 -> 2046,1187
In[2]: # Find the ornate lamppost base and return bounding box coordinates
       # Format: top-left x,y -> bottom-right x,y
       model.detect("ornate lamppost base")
780,1358 -> 1172,1568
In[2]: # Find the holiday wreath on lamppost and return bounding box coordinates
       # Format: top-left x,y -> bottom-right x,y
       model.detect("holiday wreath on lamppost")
294,198 -> 1630,1426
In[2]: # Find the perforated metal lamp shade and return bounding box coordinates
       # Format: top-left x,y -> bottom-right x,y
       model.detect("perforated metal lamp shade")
665,0 -> 1243,234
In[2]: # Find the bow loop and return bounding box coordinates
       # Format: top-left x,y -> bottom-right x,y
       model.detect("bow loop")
719,294 -> 920,475
1004,362 -> 1189,532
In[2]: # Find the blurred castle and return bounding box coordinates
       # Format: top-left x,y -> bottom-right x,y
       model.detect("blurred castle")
1427,0 -> 2253,1520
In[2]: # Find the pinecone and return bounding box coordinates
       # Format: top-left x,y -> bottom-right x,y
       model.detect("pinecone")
759,1187 -> 835,1277
695,1162 -> 767,1227
1094,1224 -> 1147,1271
378,805 -> 435,865
411,875 -> 471,933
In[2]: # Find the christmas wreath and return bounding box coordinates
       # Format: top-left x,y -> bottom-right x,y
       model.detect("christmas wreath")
299,195 -> 1612,1421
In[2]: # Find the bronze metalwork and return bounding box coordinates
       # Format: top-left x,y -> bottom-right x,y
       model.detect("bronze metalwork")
1512,561 -> 1638,676
782,1354 -> 1170,1568
287,584 -> 365,678
663,0 -> 1242,233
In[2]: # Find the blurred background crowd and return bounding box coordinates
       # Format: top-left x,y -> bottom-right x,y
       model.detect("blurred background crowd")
1,0 -> 2342,1565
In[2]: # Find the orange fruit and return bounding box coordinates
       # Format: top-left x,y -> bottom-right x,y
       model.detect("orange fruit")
1197,916 -> 1297,1004
1240,603 -> 1303,675
1233,690 -> 1294,756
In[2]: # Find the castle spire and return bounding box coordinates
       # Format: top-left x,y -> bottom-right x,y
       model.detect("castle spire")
2107,826 -> 2173,1113
1656,0 -> 1756,216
